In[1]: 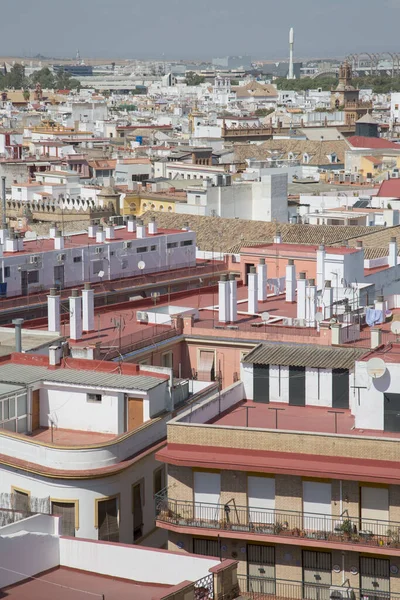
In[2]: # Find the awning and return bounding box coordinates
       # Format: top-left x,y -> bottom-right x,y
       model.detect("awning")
156,443 -> 400,485
198,351 -> 215,381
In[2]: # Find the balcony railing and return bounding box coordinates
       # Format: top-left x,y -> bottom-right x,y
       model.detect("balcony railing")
237,576 -> 393,600
155,494 -> 400,551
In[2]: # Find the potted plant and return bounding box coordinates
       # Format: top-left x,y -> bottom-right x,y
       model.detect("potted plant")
340,519 -> 353,539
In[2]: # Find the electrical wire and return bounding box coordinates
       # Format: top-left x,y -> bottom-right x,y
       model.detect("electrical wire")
0,566 -> 103,598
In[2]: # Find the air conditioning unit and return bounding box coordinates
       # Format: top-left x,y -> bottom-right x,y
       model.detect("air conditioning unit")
329,586 -> 354,599
95,247 -> 103,254
123,241 -> 132,249
29,255 -> 39,265
137,311 -> 149,323
57,253 -> 66,262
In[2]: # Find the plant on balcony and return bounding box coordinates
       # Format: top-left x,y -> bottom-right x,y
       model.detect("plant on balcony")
273,522 -> 283,535
339,519 -> 353,537
292,527 -> 301,537
387,529 -> 400,546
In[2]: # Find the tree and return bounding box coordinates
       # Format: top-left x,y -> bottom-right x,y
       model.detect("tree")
22,89 -> 30,102
185,71 -> 205,86
5,64 -> 27,89
30,67 -> 55,89
54,68 -> 80,90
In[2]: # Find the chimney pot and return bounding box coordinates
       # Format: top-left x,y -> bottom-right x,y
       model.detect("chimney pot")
308,278 -> 315,286
71,289 -> 79,298
288,259 -> 294,265
249,266 -> 256,274
220,274 -> 228,281
299,272 -> 306,280
391,237 -> 397,243
259,257 -> 265,265
325,280 -> 331,288
356,240 -> 363,248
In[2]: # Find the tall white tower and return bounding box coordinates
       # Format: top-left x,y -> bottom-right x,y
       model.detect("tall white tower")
288,27 -> 294,80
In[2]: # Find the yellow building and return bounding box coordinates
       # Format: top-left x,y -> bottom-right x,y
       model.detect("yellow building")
123,191 -> 186,217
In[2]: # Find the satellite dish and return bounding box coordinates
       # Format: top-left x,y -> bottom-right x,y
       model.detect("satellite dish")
98,270 -> 105,278
391,321 -> 400,335
138,260 -> 146,270
366,357 -> 386,379
315,313 -> 324,323
261,312 -> 270,322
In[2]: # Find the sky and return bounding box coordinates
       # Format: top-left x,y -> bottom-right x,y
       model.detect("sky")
1,0 -> 400,61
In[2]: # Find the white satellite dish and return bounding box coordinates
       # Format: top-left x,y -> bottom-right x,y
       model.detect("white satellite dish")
138,260 -> 146,270
315,313 -> 324,323
366,357 -> 386,379
261,312 -> 270,322
98,270 -> 105,278
391,321 -> 400,335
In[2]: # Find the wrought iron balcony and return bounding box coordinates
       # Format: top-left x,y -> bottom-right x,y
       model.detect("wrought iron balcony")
237,576 -> 393,600
155,492 -> 400,551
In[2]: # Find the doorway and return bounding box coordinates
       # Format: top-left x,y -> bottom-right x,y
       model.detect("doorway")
32,389 -> 40,431
127,397 -> 144,431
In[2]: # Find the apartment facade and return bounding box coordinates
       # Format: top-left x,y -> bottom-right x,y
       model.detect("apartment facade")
155,344 -> 400,600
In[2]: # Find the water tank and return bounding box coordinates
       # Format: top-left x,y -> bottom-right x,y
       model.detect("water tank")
136,136 -> 143,145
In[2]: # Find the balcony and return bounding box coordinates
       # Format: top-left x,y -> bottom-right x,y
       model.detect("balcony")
156,494 -> 400,553
237,576 -> 393,600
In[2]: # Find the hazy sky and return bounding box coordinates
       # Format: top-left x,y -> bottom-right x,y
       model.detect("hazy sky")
2,0 -> 400,60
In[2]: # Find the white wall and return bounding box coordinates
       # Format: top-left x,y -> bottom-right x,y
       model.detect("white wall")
306,368 -> 332,407
60,537 -> 219,585
0,531 -> 59,588
0,514 -> 59,536
354,361 -> 391,430
269,365 -> 289,403
40,385 -> 120,434
177,382 -> 244,424
240,362 -> 253,399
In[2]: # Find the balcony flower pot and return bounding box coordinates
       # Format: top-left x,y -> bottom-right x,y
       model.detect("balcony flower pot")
231,524 -> 248,532
292,527 -> 300,537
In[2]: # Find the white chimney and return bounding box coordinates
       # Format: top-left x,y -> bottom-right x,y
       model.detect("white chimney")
389,236 -> 398,268
49,345 -> 62,366
148,217 -> 158,235
54,231 -> 64,250
371,327 -> 382,349
127,216 -> 136,233
305,279 -> 317,327
48,288 -> 60,332
49,222 -> 58,238
0,228 -> 9,245
137,219 -> 146,239
229,274 -> 237,322
316,244 -> 325,290
297,272 -> 307,321
5,229 -> 18,253
218,274 -> 230,323
82,282 -> 94,332
274,231 -> 282,244
248,266 -> 258,314
96,226 -> 106,243
286,259 -> 296,302
105,224 -> 115,240
88,222 -> 98,238
257,258 -> 267,302
322,280 -> 333,319
69,289 -> 82,341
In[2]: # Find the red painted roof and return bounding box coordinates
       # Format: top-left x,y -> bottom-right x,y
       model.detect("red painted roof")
156,443 -> 400,484
377,179 -> 400,198
347,136 -> 400,150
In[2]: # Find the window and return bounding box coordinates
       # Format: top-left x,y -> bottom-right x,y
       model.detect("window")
92,260 -> 103,275
137,246 -> 148,253
87,393 -> 102,403
193,538 -> 220,558
180,240 -> 193,247
247,544 -> 275,594
167,242 -> 178,249
303,551 -> 331,595
153,467 -> 165,497
360,557 -> 390,599
162,352 -> 173,369
96,496 -> 119,542
132,481 -> 144,541
384,394 -> 400,432
27,270 -> 39,284
51,501 -> 77,537
4,267 -> 10,278
0,392 -> 27,433
195,195 -> 201,205
73,256 -> 82,263
12,488 -> 30,512
197,350 -> 215,381
150,245 -> 156,251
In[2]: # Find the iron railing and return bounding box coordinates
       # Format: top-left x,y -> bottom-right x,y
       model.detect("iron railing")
237,576 -> 394,600
155,494 -> 400,551
194,573 -> 214,600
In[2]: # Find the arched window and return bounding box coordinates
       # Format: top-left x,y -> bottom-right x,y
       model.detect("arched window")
159,205 -> 164,211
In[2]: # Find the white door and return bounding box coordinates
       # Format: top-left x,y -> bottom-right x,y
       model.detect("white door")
248,476 -> 275,525
194,471 -> 221,521
361,486 -> 389,535
303,481 -> 331,532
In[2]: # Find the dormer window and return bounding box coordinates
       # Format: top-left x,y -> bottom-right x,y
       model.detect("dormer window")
329,153 -> 338,164
303,153 -> 310,164
288,152 -> 294,160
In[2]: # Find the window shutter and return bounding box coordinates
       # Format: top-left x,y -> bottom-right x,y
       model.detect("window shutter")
51,501 -> 75,537
98,498 -> 119,542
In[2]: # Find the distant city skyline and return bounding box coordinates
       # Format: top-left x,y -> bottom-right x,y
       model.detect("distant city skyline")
2,0 -> 400,61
